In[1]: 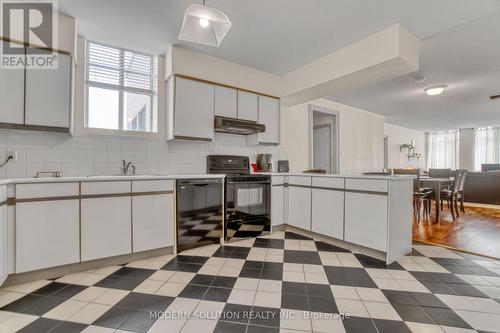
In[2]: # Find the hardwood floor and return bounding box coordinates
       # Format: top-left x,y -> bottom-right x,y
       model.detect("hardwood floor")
413,204 -> 500,259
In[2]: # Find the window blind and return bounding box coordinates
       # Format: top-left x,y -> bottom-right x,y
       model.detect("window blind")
86,41 -> 153,94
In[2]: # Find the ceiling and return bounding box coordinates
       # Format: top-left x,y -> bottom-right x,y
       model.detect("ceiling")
328,9 -> 500,132
59,0 -> 500,75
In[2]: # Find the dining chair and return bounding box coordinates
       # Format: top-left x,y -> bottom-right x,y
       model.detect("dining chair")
432,169 -> 465,220
393,168 -> 431,222
458,170 -> 468,213
428,168 -> 452,178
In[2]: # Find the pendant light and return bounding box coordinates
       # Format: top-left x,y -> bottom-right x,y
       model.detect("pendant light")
178,0 -> 232,47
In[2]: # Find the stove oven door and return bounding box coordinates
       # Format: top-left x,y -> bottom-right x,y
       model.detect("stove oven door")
225,180 -> 271,242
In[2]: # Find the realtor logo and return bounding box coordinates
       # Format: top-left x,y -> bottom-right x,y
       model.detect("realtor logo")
1,0 -> 58,69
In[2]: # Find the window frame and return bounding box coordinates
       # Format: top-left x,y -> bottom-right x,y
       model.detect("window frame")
84,40 -> 156,133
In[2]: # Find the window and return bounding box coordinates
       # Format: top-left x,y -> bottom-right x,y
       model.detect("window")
474,126 -> 500,171
85,41 -> 157,133
427,130 -> 459,169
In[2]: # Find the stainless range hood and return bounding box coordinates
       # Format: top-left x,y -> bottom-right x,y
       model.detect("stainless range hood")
214,117 -> 265,135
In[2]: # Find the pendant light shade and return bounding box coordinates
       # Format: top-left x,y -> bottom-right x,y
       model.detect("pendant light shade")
178,3 -> 232,47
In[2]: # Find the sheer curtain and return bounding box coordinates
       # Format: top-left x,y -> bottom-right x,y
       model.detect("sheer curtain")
474,126 -> 500,171
427,130 -> 459,169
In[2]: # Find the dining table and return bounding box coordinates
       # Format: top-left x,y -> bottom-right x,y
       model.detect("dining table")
420,176 -> 454,223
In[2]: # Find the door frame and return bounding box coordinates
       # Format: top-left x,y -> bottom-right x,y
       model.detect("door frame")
308,104 -> 340,173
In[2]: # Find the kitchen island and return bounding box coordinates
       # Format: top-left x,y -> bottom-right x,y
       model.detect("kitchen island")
270,173 -> 414,264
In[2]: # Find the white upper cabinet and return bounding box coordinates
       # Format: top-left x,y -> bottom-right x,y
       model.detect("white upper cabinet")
214,85 -> 237,118
0,41 -> 24,125
237,91 -> 258,121
25,52 -> 72,129
171,77 -> 215,141
257,96 -> 280,145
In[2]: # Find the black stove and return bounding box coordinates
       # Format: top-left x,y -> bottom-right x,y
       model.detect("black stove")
207,155 -> 271,242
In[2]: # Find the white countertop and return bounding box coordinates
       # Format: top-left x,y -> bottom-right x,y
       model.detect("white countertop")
258,172 -> 415,181
0,174 -> 225,185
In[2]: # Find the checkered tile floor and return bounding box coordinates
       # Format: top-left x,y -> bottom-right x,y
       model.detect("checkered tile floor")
2,231 -> 500,333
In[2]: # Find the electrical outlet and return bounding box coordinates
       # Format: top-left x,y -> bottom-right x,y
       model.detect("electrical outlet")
8,150 -> 17,161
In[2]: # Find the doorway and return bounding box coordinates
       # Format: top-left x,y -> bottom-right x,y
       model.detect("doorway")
309,106 -> 339,174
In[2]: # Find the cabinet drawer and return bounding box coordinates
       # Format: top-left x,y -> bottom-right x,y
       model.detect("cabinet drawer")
16,183 -> 79,200
132,180 -> 173,193
345,179 -> 388,193
272,176 -> 285,186
312,177 -> 344,189
288,176 -> 311,187
0,186 -> 7,202
81,181 -> 131,195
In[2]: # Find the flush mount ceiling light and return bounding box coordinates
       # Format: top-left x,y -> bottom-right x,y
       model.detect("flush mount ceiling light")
424,85 -> 447,96
178,0 -> 232,47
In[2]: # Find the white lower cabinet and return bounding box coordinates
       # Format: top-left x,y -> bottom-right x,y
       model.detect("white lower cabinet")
288,186 -> 311,231
344,192 -> 388,252
271,185 -> 284,226
311,188 -> 344,239
0,186 -> 8,285
132,194 -> 174,252
16,200 -> 80,273
81,197 -> 132,261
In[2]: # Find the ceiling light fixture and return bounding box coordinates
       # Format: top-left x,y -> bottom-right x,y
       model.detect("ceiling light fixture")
178,0 -> 232,47
424,85 -> 447,96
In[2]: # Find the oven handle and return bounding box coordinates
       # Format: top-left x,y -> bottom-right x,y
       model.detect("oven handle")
226,181 -> 271,185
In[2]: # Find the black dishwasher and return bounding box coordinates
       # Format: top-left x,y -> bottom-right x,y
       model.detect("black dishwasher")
176,178 -> 224,252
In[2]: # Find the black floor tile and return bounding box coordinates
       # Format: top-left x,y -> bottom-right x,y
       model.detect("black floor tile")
191,274 -> 217,286
314,241 -> 351,253
419,281 -> 458,295
308,295 -> 338,313
467,266 -> 498,277
95,275 -> 149,291
119,310 -> 157,333
93,306 -> 136,329
204,287 -> 232,302
229,252 -> 250,259
263,262 -> 283,272
52,284 -> 87,300
324,266 -> 352,286
212,276 -> 237,288
306,283 -> 333,298
284,250 -> 322,265
382,290 -> 418,306
247,325 -> 279,333
446,283 -> 487,297
253,239 -> 270,248
343,316 -> 378,333
372,319 -> 412,333
214,321 -> 247,333
31,283 -> 70,297
239,268 -> 262,279
267,239 -> 285,249
281,293 -> 309,311
260,269 -> 282,281
282,282 -> 307,295
1,294 -> 46,313
243,261 -> 265,270
392,304 -> 436,324
249,306 -> 280,328
410,271 -> 441,283
115,292 -> 173,312
343,267 -> 377,288
423,306 -> 472,328
285,231 -> 312,240
16,318 -> 62,333
221,303 -> 252,324
178,285 -> 209,299
50,321 -> 87,333
434,273 -> 466,284
409,292 -> 448,308
24,296 -> 66,316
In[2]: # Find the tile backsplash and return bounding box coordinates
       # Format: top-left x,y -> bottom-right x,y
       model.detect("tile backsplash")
0,130 -> 281,179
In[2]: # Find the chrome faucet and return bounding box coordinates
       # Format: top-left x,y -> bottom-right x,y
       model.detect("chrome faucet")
121,160 -> 136,175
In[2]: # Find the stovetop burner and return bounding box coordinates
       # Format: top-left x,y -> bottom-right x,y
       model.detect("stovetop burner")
207,155 -> 270,183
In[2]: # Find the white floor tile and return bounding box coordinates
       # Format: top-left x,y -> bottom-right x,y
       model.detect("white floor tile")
310,312 -> 346,333
253,291 -> 281,308
67,303 -> 111,324
363,301 -> 401,320
149,270 -> 175,282
258,279 -> 282,292
81,325 -> 116,333
227,289 -> 256,306
0,313 -> 38,333
71,287 -> 108,303
156,282 -> 186,297
93,289 -> 129,306
335,299 -> 369,318
454,310 -> 500,332
283,271 -> 305,283
406,321 -> 445,333
280,309 -> 312,331
2,280 -> 50,294
355,287 -> 388,302
234,278 -> 259,291
331,286 -> 360,300
43,299 -> 88,321
181,318 -> 217,333
0,292 -> 25,308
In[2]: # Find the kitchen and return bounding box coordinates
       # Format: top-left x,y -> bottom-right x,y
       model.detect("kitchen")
1,1 -> 500,333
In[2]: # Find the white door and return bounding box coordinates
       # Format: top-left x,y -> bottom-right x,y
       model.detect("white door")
214,85 -> 237,118
313,125 -> 332,172
311,188 -> 344,239
288,186 -> 311,231
174,77 -> 214,140
344,192 -> 388,252
258,96 -> 280,144
16,200 -> 80,273
271,185 -> 284,226
25,52 -> 72,128
132,194 -> 174,252
81,197 -> 132,261
0,186 -> 7,286
237,91 -> 258,121
0,41 -> 24,125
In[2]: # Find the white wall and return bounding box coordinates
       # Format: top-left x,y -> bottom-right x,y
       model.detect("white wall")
282,98 -> 385,173
384,123 -> 426,169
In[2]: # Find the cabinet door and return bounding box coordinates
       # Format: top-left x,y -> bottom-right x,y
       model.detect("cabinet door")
237,91 -> 258,121
344,192 -> 387,252
311,188 -> 344,239
132,194 -> 174,252
16,200 -> 79,273
271,185 -> 284,226
288,186 -> 311,231
174,77 -> 214,140
81,197 -> 132,261
0,186 -> 7,285
214,85 -> 237,118
258,96 -> 280,144
25,52 -> 71,128
0,41 -> 24,125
